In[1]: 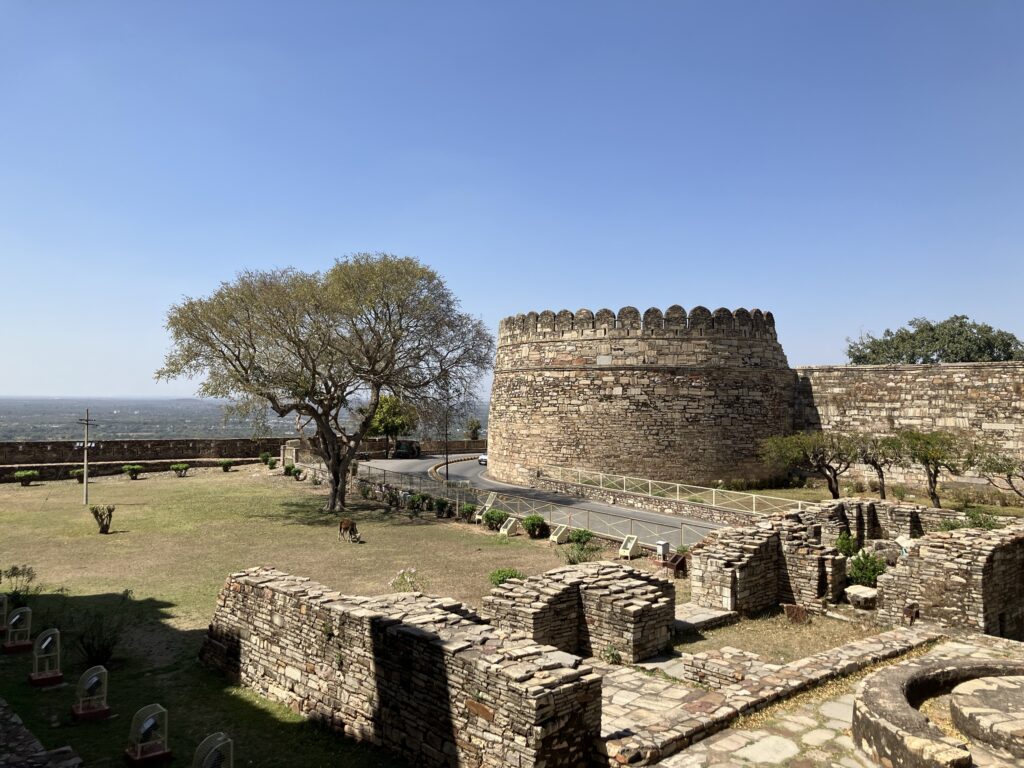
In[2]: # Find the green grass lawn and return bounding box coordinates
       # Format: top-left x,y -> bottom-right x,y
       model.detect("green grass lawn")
0,467 -> 565,766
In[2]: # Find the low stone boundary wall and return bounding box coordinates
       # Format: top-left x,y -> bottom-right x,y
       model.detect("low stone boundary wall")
0,697 -> 81,767
482,562 -> 675,663
530,476 -> 758,527
852,656 -> 1024,768
200,567 -> 602,767
0,437 -> 285,467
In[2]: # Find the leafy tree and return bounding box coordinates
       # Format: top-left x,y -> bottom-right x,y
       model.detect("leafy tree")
977,448 -> 1024,501
465,417 -> 482,441
846,315 -> 1024,365
157,253 -> 493,511
898,430 -> 975,508
760,431 -> 857,499
854,434 -> 904,500
366,395 -> 418,458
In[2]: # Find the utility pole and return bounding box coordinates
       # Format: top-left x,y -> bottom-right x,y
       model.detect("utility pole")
76,409 -> 98,505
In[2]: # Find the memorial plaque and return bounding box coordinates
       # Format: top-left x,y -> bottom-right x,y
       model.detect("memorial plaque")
125,704 -> 172,765
475,492 -> 497,524
618,535 -> 641,559
73,665 -> 112,721
2,606 -> 32,653
29,628 -> 62,686
192,732 -> 233,768
498,517 -> 519,536
549,524 -> 569,544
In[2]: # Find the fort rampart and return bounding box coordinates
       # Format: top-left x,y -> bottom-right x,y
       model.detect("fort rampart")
487,305 -> 797,486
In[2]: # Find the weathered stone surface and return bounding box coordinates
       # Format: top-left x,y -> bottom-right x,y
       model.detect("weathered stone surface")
845,585 -> 877,611
950,675 -> 1024,759
0,697 -> 81,768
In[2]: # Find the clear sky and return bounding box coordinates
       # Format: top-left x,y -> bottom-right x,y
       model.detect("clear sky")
1,1 -> 1021,397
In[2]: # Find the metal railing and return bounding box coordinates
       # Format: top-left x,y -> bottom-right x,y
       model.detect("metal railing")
354,464 -> 714,549
539,464 -> 809,516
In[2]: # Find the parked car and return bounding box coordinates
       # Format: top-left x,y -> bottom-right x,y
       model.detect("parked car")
392,439 -> 421,459
478,453 -> 488,465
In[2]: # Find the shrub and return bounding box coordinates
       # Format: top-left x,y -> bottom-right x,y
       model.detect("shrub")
218,459 -> 234,472
520,514 -> 550,539
835,531 -> 857,557
459,503 -> 477,522
848,550 -> 887,588
73,589 -> 135,666
892,485 -> 908,501
13,469 -> 40,486
122,464 -> 144,480
489,567 -> 526,587
852,480 -> 866,494
267,458 -> 278,469
676,544 -> 690,556
170,463 -> 190,478
283,463 -> 295,476
434,498 -> 451,517
358,482 -> 371,499
568,528 -> 595,545
69,468 -> 85,483
89,504 -> 115,534
389,568 -> 424,592
482,508 -> 510,531
293,468 -> 305,481
600,644 -> 623,665
1,564 -> 43,607
311,473 -> 323,486
259,452 -> 272,464
561,541 -> 603,565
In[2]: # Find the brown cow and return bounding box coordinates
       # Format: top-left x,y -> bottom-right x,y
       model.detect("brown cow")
338,517 -> 361,543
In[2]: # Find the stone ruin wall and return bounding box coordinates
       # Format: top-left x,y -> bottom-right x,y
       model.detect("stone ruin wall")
482,561 -> 675,663
795,362 -> 1024,489
688,515 -> 846,614
200,567 -> 602,768
487,305 -> 797,487
876,525 -> 1024,639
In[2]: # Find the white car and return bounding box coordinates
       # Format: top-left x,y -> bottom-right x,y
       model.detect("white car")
478,454 -> 488,466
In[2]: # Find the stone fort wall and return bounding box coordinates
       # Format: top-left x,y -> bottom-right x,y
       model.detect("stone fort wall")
487,305 -> 798,486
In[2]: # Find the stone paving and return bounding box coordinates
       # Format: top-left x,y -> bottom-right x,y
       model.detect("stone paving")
951,676 -> 1024,763
674,603 -> 738,635
0,697 -> 81,768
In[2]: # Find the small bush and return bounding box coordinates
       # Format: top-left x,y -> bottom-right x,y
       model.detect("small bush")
568,528 -> 595,545
434,498 -> 451,517
283,463 -> 295,476
389,568 -> 424,592
600,644 -> 623,665
358,482 -> 371,499
852,480 -> 866,494
74,589 -> 135,666
1,564 -> 42,607
69,468 -> 85,483
13,469 -> 40,486
835,531 -> 857,557
676,544 -> 690,556
170,463 -> 190,478
293,468 -> 305,481
267,458 -> 278,469
868,479 -> 880,493
965,507 -> 1003,530
89,504 -> 115,534
561,541 -> 603,565
122,464 -> 144,480
892,485 -> 908,501
482,508 -> 510,531
259,452 -> 271,464
311,473 -> 323,486
520,514 -> 550,539
489,567 -> 526,587
459,503 -> 477,522
848,550 -> 887,588
218,459 -> 234,472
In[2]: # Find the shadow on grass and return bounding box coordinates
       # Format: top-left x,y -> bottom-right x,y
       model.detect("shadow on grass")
0,591 -> 408,768
266,498 -> 444,529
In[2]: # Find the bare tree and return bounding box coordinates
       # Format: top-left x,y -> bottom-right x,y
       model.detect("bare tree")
157,254 -> 493,511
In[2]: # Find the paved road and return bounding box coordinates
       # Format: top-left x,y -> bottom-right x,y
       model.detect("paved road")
362,455 -> 720,547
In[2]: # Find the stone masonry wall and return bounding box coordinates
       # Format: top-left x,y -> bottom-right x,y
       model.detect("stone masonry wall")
488,305 -> 797,487
0,437 -> 286,467
482,562 -> 675,663
200,568 -> 602,767
799,500 -> 966,549
876,525 -> 1024,639
796,362 -> 1024,488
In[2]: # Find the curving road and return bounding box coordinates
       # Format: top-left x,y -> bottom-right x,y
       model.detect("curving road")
363,454 -> 720,547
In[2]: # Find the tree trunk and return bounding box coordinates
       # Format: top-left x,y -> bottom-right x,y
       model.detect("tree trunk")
869,461 -> 887,500
823,467 -> 840,499
925,466 -> 941,508
383,435 -> 390,459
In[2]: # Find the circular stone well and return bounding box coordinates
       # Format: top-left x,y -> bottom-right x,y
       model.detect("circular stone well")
950,676 -> 1024,761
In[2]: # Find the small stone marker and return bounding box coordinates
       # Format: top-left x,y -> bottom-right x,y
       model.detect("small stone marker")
72,665 -> 111,721
193,732 -> 233,768
618,535 -> 641,559
549,524 -> 569,544
498,517 -> 519,536
475,492 -> 497,523
125,704 -> 172,765
2,606 -> 32,653
845,585 -> 878,610
29,628 -> 62,686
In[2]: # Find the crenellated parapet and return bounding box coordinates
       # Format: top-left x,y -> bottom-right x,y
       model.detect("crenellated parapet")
498,305 -> 777,344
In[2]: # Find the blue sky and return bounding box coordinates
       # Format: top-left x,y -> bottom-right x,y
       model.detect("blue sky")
1,1 -> 1021,397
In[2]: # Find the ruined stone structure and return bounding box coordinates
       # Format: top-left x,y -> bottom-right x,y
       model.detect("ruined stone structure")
876,525 -> 1024,639
688,515 -> 847,614
488,306 -> 797,486
482,562 -> 675,663
200,567 -> 605,768
798,499 -> 966,548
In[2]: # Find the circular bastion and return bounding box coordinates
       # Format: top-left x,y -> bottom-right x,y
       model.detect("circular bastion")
487,305 -> 798,486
